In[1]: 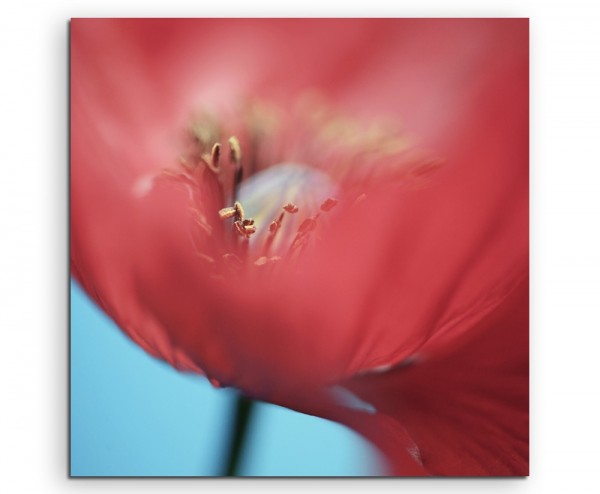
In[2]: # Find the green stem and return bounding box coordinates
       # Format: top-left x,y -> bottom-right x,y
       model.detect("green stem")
223,395 -> 255,476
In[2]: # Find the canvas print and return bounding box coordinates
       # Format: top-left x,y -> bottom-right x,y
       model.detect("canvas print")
70,18 -> 529,476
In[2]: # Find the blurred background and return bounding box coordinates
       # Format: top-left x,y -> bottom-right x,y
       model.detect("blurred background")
70,280 -> 381,476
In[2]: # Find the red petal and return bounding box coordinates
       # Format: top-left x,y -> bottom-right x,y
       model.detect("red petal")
71,20 -> 528,473
283,20 -> 528,380
339,276 -> 528,476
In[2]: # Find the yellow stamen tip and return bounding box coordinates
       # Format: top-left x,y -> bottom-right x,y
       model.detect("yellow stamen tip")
228,136 -> 242,165
218,206 -> 238,220
234,201 -> 245,221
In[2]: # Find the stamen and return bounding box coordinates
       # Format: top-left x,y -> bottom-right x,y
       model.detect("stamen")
201,146 -> 220,173
219,186 -> 339,267
234,201 -> 245,221
288,198 -> 337,257
283,203 -> 299,214
218,201 -> 245,221
228,136 -> 242,166
298,217 -> 318,233
232,216 -> 256,239
320,197 -> 338,212
218,205 -> 238,220
211,142 -> 221,168
288,217 -> 317,254
233,220 -> 256,238
229,136 -> 244,200
262,203 -> 299,257
269,217 -> 283,233
219,200 -> 255,260
179,95 -> 439,278
239,237 -> 250,259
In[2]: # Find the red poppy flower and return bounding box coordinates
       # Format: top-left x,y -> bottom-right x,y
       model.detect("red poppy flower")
70,18 -> 528,476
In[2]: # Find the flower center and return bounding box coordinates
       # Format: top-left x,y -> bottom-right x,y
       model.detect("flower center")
216,138 -> 340,269
158,95 -> 443,278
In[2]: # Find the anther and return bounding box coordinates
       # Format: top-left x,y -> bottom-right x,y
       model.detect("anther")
218,206 -> 238,220
229,136 -> 244,199
211,142 -> 221,168
234,201 -> 245,221
288,216 -> 320,256
283,203 -> 299,214
320,197 -> 338,212
218,201 -> 245,221
234,220 -> 256,238
201,143 -> 220,173
233,221 -> 245,236
262,210 -> 287,256
228,136 -> 242,166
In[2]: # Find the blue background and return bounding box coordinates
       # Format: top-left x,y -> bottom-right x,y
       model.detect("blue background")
70,280 -> 380,476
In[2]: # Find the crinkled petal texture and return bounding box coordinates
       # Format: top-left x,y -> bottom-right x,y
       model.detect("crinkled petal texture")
71,19 -> 528,475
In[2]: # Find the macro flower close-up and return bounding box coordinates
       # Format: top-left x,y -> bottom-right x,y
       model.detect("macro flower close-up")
70,18 -> 528,476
